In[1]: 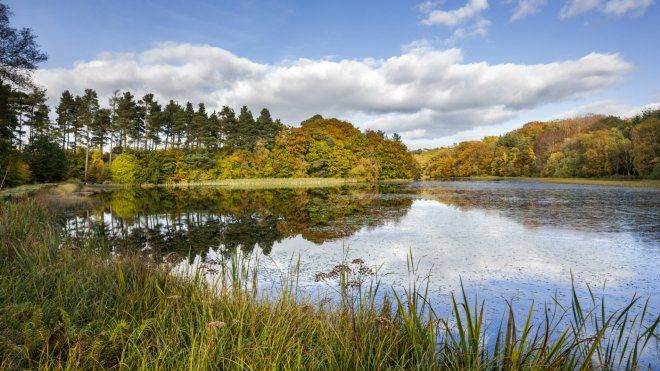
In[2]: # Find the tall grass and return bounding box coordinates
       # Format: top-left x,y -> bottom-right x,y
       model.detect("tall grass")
1,200 -> 657,369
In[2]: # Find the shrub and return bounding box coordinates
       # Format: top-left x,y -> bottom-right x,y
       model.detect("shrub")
111,153 -> 139,184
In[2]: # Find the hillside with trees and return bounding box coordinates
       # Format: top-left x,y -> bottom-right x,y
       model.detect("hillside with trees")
415,112 -> 660,180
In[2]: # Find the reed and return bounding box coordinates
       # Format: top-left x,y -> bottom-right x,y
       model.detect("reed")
0,200 -> 657,369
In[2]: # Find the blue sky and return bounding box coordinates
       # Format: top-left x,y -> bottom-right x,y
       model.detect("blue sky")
6,0 -> 659,148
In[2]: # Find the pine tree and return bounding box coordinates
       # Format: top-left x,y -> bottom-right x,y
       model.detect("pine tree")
71,95 -> 84,150
9,89 -> 28,149
80,89 -> 99,182
205,111 -> 221,150
190,103 -> 208,150
220,106 -> 237,150
55,90 -> 75,149
162,100 -> 178,149
108,90 -> 120,166
93,108 -> 111,150
183,102 -> 195,148
0,3 -> 48,88
23,88 -> 50,143
140,93 -> 162,150
0,83 -> 18,147
116,91 -> 139,150
171,102 -> 187,148
256,108 -> 283,149
238,105 -> 256,150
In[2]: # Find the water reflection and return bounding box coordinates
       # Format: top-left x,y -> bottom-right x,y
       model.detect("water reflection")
64,185 -> 413,262
62,181 -> 660,316
410,181 -> 660,241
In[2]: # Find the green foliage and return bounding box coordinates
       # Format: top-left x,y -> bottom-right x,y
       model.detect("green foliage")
372,135 -> 418,179
632,116 -> 660,178
111,153 -> 139,184
137,150 -> 178,184
542,129 -> 628,177
0,151 -> 31,188
22,136 -> 67,182
87,149 -> 109,183
64,150 -> 85,180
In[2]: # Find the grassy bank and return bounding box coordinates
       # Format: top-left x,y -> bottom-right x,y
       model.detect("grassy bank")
516,177 -> 660,188
162,177 -> 366,189
1,200 -> 657,369
437,176 -> 660,188
0,183 -> 55,199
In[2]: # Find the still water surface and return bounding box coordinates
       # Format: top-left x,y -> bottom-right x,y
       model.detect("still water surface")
64,181 -> 660,318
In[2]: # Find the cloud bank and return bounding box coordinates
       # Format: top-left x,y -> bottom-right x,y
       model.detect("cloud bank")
35,42 -> 632,148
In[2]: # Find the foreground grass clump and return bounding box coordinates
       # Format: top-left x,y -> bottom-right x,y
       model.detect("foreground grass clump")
1,201 -> 658,369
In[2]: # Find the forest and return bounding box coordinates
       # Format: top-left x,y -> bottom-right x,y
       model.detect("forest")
415,112 -> 660,180
0,85 -> 418,186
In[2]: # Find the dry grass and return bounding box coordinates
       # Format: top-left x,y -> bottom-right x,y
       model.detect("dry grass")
161,178 -> 367,189
520,177 -> 660,188
0,183 -> 54,199
435,176 -> 660,188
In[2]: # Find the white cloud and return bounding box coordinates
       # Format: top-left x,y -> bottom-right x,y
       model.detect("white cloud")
446,19 -> 491,45
554,100 -> 660,118
602,0 -> 654,15
35,43 -> 632,148
421,0 -> 489,26
560,0 -> 601,18
510,0 -> 548,21
560,0 -> 653,18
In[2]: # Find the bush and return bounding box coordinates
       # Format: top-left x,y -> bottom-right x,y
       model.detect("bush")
111,153 -> 139,184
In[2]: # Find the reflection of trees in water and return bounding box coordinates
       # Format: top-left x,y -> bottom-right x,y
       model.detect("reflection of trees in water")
418,186 -> 659,239
64,185 -> 413,261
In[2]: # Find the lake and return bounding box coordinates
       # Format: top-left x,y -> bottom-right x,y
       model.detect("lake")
64,180 -> 660,319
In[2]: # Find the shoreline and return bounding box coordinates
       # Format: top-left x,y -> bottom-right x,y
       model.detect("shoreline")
2,176 -> 658,199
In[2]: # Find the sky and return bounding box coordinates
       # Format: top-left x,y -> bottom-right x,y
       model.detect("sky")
6,0 -> 660,149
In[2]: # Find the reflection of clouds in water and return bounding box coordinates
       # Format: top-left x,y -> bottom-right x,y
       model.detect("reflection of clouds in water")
64,182 -> 660,320
262,198 -> 657,313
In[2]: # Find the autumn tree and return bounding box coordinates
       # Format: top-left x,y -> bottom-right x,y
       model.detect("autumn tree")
632,116 -> 659,178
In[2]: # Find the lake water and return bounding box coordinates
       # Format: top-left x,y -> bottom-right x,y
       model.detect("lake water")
64,180 -> 660,320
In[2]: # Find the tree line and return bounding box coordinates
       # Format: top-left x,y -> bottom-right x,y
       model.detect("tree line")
415,112 -> 660,179
0,82 -> 417,186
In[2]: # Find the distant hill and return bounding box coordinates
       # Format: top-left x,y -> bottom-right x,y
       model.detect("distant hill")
414,110 -> 660,179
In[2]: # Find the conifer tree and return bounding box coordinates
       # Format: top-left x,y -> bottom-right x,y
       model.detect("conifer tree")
220,106 -> 238,150
238,105 -> 256,150
55,90 -> 75,149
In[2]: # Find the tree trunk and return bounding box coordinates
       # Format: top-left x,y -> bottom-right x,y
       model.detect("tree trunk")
109,134 -> 113,167
84,130 -> 90,183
